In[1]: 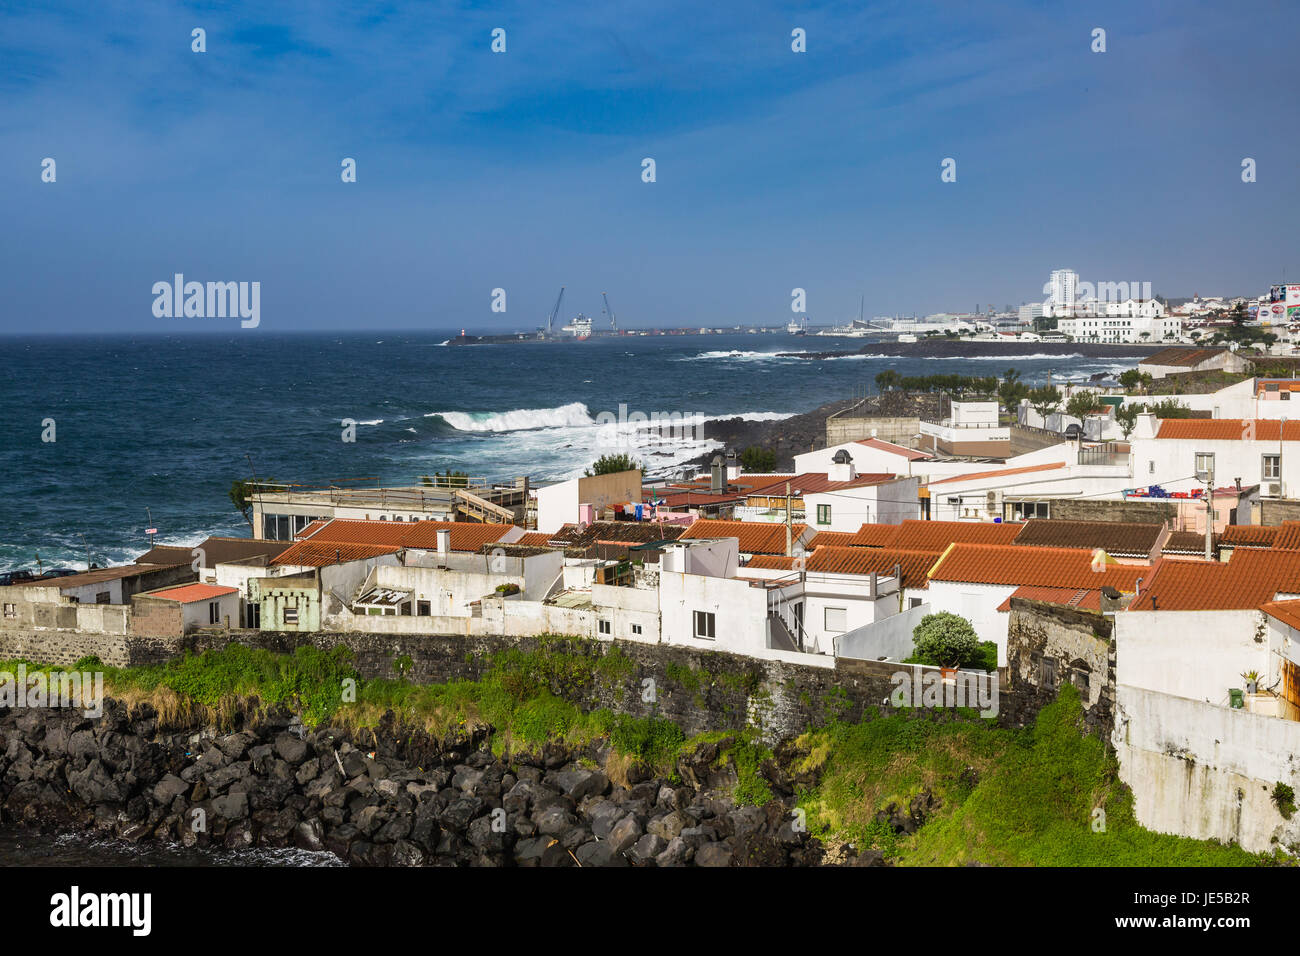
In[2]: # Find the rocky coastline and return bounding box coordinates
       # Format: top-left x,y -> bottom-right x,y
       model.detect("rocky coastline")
0,699 -> 868,867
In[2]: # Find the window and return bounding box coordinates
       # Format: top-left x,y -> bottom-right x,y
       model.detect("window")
1148,460 -> 1155,474
598,619 -> 611,635
694,610 -> 716,639
95,591 -> 111,604
417,600 -> 431,616
1194,452 -> 1215,479
400,602 -> 412,616
1039,656 -> 1057,687
208,601 -> 220,625
2,603 -> 15,619
1264,454 -> 1281,480
245,604 -> 261,629
816,504 -> 831,525
631,623 -> 642,635
824,607 -> 847,632
1072,669 -> 1090,696
284,598 -> 299,625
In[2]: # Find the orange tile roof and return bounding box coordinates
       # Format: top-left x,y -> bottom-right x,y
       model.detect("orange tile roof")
401,521 -> 516,552
1154,419 -> 1300,441
1270,522 -> 1300,552
297,519 -> 513,553
1222,547 -> 1300,595
272,541 -> 402,568
147,583 -> 239,604
1261,600 -> 1300,632
853,438 -> 931,461
1127,556 -> 1279,611
890,519 -> 1023,552
929,544 -> 1145,590
807,531 -> 856,549
514,532 -> 556,548
743,472 -> 899,497
996,585 -> 1104,613
681,519 -> 808,555
1219,524 -> 1279,548
805,547 -> 943,588
847,523 -> 901,548
928,462 -> 1067,485
744,555 -> 797,572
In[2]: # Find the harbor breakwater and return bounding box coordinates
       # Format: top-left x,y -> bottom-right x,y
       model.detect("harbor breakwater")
0,699 -> 839,867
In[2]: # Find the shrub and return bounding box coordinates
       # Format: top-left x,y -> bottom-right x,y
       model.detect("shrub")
910,612 -> 981,668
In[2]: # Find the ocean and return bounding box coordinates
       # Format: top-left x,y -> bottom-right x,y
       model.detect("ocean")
0,330 -> 1141,571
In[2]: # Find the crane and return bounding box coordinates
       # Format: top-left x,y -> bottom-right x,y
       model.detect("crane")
601,292 -> 618,332
546,286 -> 565,336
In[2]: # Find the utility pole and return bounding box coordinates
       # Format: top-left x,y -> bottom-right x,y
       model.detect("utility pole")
785,482 -> 792,557
1204,466 -> 1215,561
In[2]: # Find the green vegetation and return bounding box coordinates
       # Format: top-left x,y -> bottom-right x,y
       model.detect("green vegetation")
1028,384 -> 1061,422
906,612 -> 983,669
585,453 -> 643,477
9,647 -> 1275,865
228,478 -> 278,532
1115,403 -> 1140,439
1273,782 -> 1296,820
796,686 -> 1269,866
740,446 -> 777,473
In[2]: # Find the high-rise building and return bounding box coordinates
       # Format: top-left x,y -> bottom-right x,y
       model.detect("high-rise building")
1047,269 -> 1079,315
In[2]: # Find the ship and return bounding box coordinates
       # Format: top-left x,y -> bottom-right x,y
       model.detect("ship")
786,316 -> 808,335
560,313 -> 593,340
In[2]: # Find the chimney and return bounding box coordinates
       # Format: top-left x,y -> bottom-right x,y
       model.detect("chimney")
725,448 -> 741,481
710,455 -> 725,494
828,449 -> 856,482
436,529 -> 451,555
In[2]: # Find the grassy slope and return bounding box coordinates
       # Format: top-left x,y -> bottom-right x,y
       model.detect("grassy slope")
796,686 -> 1270,866
3,649 -> 1274,865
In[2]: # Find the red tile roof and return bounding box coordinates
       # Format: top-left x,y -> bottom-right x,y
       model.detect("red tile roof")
928,462 -> 1067,485
743,472 -> 899,497
1013,518 -> 1162,557
514,532 -> 556,548
996,585 -> 1104,613
681,519 -> 808,555
1270,522 -> 1300,552
804,547 -> 943,589
1261,600 -> 1300,632
1219,524 -> 1279,548
890,519 -> 1023,552
847,523 -> 901,548
853,438 -> 931,461
1154,419 -> 1300,441
744,555 -> 798,572
272,541 -> 402,568
147,583 -> 239,604
1127,556 -> 1278,611
807,531 -> 856,549
929,544 -> 1145,590
298,519 -> 514,553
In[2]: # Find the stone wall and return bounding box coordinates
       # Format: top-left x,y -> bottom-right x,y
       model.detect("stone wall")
1047,497 -> 1177,525
0,628 -> 131,667
1259,498 -> 1300,524
172,628 -> 1030,741
130,596 -> 184,640
1003,599 -> 1115,736
826,416 -> 920,447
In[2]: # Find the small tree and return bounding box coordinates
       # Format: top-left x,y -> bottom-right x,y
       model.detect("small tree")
740,446 -> 776,472
875,369 -> 903,392
1118,369 -> 1142,393
586,453 -> 642,477
1028,385 -> 1062,425
910,612 -> 981,668
229,478 -> 276,532
1115,403 -> 1140,439
1065,392 -> 1096,421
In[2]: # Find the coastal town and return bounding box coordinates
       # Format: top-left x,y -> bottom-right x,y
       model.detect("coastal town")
7,297 -> 1300,859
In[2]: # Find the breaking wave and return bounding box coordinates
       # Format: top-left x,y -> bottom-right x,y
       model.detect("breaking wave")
428,402 -> 596,432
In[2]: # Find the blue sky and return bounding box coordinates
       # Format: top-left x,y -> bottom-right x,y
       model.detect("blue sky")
2,0 -> 1298,333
